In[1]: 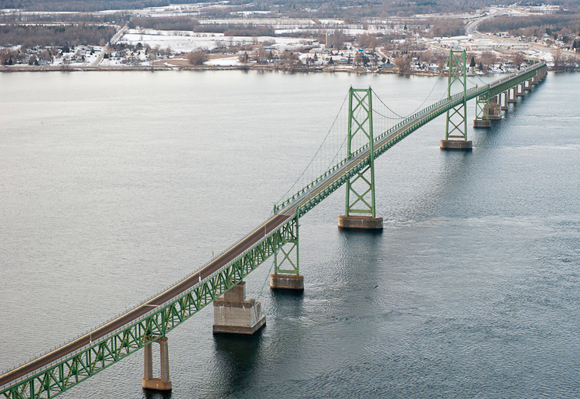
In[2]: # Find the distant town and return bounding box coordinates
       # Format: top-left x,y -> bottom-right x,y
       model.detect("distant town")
1,1 -> 579,73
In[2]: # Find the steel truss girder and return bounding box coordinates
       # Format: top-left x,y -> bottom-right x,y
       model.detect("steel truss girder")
345,87 -> 376,218
2,60 -> 547,399
276,63 -> 545,219
0,220 -> 297,399
478,68 -> 538,101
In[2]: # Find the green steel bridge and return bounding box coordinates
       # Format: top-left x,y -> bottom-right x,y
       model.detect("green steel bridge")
0,50 -> 547,399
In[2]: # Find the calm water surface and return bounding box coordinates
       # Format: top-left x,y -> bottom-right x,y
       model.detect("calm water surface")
1,71 -> 580,398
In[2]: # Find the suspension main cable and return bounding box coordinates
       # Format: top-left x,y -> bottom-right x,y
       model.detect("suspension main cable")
373,69 -> 446,120
276,92 -> 349,205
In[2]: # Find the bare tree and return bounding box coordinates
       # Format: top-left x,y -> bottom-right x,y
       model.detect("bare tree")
188,50 -> 208,65
511,52 -> 525,69
479,51 -> 497,70
394,55 -> 411,74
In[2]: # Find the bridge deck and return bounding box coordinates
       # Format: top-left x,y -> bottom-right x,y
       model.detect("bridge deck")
0,61 -> 545,394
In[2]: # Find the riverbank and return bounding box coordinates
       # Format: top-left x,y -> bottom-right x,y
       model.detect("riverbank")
0,64 -> 440,75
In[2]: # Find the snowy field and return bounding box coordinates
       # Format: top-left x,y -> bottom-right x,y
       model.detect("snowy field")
120,29 -> 315,52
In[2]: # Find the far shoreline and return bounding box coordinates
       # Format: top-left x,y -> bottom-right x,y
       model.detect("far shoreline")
0,64 -> 442,76
2,64 -> 573,74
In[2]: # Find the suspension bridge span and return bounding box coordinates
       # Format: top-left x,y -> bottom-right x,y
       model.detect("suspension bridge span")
1,50 -> 547,399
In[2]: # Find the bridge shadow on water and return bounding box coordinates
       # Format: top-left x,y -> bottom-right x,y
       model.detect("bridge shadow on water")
143,389 -> 173,399
211,329 -> 264,393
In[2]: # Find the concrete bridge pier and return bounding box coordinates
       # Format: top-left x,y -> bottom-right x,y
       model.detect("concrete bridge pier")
473,95 -> 500,128
213,281 -> 266,334
500,91 -> 508,110
270,274 -> 305,290
473,119 -> 491,128
536,67 -> 547,82
488,96 -> 501,120
516,84 -> 525,97
440,140 -> 472,150
142,337 -> 172,391
507,88 -> 517,104
338,215 -> 383,229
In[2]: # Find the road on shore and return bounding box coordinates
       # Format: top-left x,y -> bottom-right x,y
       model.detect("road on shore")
91,25 -> 128,67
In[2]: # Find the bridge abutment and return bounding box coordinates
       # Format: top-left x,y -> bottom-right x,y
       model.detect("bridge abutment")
142,337 -> 172,391
213,281 -> 266,334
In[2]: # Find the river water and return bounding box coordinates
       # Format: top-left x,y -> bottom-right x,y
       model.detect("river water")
1,70 -> 579,399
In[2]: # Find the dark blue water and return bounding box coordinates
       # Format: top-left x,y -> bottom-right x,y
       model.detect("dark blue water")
1,71 -> 579,398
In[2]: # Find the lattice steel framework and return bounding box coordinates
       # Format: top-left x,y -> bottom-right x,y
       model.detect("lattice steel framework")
273,215 -> 299,276
475,96 -> 490,121
344,87 -> 377,218
0,220 -> 297,399
474,64 -> 542,124
1,58 -> 548,399
445,49 -> 468,142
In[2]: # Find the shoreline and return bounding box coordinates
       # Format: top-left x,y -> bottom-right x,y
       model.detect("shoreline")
1,64 -> 573,74
0,64 -> 441,75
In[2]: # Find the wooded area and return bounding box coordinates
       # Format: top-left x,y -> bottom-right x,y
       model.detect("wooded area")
2,0 -> 578,15
128,17 -> 275,36
478,14 -> 580,40
0,24 -> 116,47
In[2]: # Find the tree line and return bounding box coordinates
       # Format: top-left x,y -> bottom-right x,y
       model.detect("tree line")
2,0 -> 579,17
478,14 -> 580,40
0,12 -> 128,23
129,17 -> 275,36
0,24 -> 116,47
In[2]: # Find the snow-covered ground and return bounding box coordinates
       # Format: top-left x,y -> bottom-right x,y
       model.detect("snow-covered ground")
120,28 -> 316,51
206,56 -> 241,66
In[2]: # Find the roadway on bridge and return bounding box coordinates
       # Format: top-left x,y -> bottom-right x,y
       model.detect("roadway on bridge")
0,62 -> 545,391
0,213 -> 289,387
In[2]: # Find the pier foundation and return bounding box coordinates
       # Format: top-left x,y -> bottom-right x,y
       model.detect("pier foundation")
440,140 -> 472,150
338,215 -> 383,229
488,96 -> 501,120
473,119 -> 491,128
501,92 -> 508,110
507,88 -> 517,104
270,274 -> 304,290
213,281 -> 266,335
142,337 -> 172,391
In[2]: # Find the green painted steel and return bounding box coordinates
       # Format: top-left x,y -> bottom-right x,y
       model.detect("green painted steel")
276,62 -> 545,219
475,62 -> 544,123
0,54 -> 547,399
445,49 -> 468,141
273,215 -> 300,275
345,87 -> 377,218
478,66 -> 540,101
475,95 -> 491,121
1,220 -> 298,399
